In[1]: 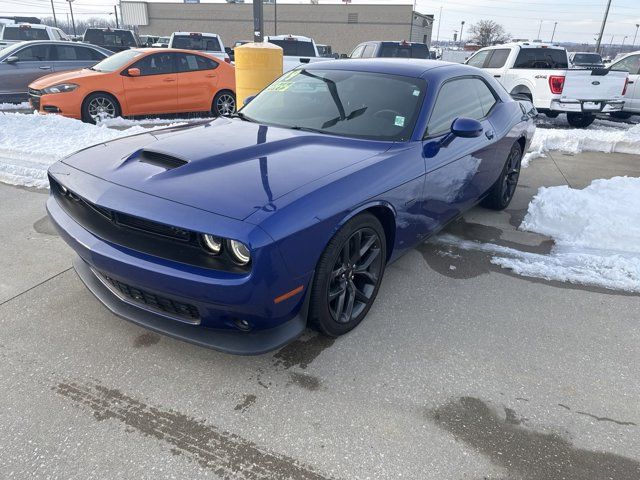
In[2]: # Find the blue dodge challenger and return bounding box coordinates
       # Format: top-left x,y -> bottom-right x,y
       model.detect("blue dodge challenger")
47,59 -> 536,354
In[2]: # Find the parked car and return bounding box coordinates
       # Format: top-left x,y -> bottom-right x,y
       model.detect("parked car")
151,36 -> 170,48
83,28 -> 140,53
29,48 -> 236,122
465,42 -> 628,127
568,52 -> 605,69
264,34 -> 331,72
227,40 -> 250,62
316,44 -> 335,58
168,32 -> 229,62
46,59 -> 535,354
139,35 -> 159,48
0,23 -> 70,49
608,51 -> 640,118
0,40 -> 111,103
349,40 -> 429,59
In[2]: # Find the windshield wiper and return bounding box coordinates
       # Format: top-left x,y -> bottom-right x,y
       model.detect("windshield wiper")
290,125 -> 326,134
322,106 -> 368,129
227,111 -> 256,122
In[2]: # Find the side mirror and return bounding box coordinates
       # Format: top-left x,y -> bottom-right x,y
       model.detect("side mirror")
127,67 -> 141,77
6,55 -> 19,64
242,95 -> 256,106
423,117 -> 483,158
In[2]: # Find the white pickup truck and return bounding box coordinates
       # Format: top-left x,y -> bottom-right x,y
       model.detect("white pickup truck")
0,23 -> 70,49
264,35 -> 332,73
466,42 -> 628,127
168,32 -> 230,63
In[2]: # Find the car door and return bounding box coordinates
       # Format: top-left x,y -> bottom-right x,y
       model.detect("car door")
420,77 -> 501,231
0,44 -> 53,97
122,52 -> 178,115
174,52 -> 219,112
610,54 -> 640,112
52,44 -> 107,73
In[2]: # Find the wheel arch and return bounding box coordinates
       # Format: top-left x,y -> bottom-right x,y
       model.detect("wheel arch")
337,201 -> 397,262
81,90 -> 122,116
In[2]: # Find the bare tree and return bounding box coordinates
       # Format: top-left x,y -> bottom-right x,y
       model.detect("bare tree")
40,16 -> 117,35
468,20 -> 510,47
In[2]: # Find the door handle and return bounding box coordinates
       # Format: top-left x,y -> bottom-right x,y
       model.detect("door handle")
205,73 -> 216,78
39,66 -> 51,70
493,74 -> 501,78
629,80 -> 635,84
485,130 -> 495,140
163,78 -> 176,82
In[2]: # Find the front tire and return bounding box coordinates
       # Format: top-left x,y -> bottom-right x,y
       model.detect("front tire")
566,112 -> 595,128
212,90 -> 236,116
81,92 -> 121,124
481,142 -> 522,211
309,213 -> 386,337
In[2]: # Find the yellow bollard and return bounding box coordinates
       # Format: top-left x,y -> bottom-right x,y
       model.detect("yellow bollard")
234,42 -> 283,108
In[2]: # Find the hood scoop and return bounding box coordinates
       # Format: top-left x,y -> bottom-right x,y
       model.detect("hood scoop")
137,149 -> 188,170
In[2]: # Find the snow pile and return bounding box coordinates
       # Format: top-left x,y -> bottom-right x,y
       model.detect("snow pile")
0,112 -> 157,188
525,121 -> 640,167
435,177 -> 640,292
97,116 -> 205,128
0,102 -> 31,111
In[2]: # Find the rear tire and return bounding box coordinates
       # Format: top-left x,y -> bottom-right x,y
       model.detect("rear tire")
309,213 -> 386,337
544,111 -> 559,118
81,92 -> 121,124
481,142 -> 522,211
212,90 -> 236,116
566,112 -> 595,128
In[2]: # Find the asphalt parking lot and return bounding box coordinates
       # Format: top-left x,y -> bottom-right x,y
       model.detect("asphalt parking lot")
0,151 -> 639,479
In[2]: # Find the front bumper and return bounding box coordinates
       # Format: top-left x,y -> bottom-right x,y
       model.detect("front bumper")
46,168 -> 312,355
550,99 -> 624,113
29,89 -> 82,119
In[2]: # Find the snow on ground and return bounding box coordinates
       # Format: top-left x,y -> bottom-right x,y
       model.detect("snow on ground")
524,116 -> 640,167
0,102 -> 31,111
97,116 -> 207,128
434,176 -> 640,293
0,112 -> 187,189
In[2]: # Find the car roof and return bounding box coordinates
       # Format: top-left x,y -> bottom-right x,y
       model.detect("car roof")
5,23 -> 48,29
173,32 -> 220,37
304,58 -> 464,78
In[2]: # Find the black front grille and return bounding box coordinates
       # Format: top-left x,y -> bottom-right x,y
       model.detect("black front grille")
28,88 -> 41,96
99,271 -> 200,322
29,92 -> 40,110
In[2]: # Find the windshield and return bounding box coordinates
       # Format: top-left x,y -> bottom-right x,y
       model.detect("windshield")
172,35 -> 221,52
241,69 -> 426,141
90,49 -> 142,72
379,43 -> 429,59
3,26 -> 48,41
84,29 -> 136,47
268,39 -> 316,57
0,41 -> 25,57
573,53 -> 602,64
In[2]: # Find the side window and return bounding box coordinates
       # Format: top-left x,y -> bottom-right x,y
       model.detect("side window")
514,48 -> 568,69
54,45 -> 79,60
350,45 -> 365,58
362,44 -> 376,58
51,29 -> 61,40
611,55 -> 640,75
15,45 -> 51,61
426,78 -> 488,137
176,53 -> 218,72
74,46 -> 106,61
473,80 -> 498,115
466,49 -> 490,68
486,49 -> 510,68
131,53 -> 175,76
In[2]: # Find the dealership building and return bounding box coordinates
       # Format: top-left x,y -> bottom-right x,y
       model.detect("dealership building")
121,2 -> 434,55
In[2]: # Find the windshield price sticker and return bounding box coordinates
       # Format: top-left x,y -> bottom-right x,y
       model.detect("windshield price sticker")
394,116 -> 405,127
267,82 -> 293,92
412,89 -> 420,96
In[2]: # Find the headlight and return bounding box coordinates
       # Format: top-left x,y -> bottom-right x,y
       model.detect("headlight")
43,83 -> 79,94
228,239 -> 251,265
201,234 -> 222,254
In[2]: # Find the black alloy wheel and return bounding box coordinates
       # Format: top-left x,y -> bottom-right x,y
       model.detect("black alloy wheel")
310,213 -> 386,337
481,142 -> 522,211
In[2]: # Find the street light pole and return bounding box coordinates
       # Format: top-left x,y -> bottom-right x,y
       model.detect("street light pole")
460,20 -> 465,47
537,19 -> 543,41
274,0 -> 277,36
113,5 -> 119,28
595,0 -> 612,53
550,21 -> 558,42
436,5 -> 442,44
253,0 -> 264,42
50,0 -> 58,27
67,0 -> 77,37
633,24 -> 640,49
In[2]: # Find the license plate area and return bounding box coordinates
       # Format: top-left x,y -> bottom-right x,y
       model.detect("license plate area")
582,101 -> 601,111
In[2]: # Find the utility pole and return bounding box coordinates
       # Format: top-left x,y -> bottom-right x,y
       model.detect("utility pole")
50,0 -> 58,27
113,5 -> 119,28
633,24 -> 639,48
460,20 -> 465,47
537,20 -> 543,41
67,0 -> 77,37
550,21 -> 558,42
436,5 -> 442,44
595,0 -> 612,53
253,0 -> 264,42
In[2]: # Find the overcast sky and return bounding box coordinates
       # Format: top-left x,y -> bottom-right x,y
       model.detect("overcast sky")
2,0 -> 639,44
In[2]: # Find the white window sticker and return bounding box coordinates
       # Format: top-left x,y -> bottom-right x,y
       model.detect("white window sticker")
412,89 -> 420,96
394,116 -> 405,127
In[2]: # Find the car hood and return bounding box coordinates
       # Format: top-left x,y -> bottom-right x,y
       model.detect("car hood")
61,118 -> 391,221
30,68 -> 106,89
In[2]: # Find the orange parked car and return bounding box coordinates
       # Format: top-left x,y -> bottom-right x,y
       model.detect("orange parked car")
28,48 -> 236,123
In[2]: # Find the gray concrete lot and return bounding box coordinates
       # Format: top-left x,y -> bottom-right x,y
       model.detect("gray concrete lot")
0,151 -> 638,479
